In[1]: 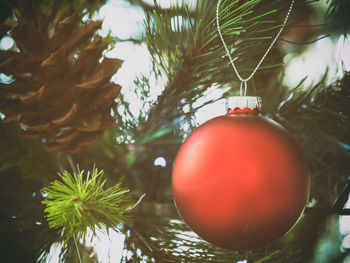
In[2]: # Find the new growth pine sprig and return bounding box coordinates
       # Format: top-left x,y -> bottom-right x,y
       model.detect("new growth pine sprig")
42,166 -> 135,243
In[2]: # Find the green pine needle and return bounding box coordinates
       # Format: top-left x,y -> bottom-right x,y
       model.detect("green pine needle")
42,166 -> 134,243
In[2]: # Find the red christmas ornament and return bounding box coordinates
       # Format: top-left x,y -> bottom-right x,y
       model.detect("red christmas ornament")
172,97 -> 310,250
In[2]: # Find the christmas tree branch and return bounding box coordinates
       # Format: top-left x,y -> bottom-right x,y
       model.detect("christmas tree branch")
142,0 -> 303,127
304,208 -> 350,216
42,166 -> 137,243
305,176 -> 350,215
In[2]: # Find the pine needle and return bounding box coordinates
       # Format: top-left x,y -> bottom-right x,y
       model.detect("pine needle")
42,166 -> 136,243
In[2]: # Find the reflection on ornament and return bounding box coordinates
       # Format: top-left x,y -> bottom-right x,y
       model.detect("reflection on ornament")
172,97 -> 310,250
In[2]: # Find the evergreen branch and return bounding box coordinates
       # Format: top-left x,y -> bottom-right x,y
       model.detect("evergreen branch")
280,34 -> 330,45
326,0 -> 350,36
122,210 -> 300,263
42,166 -> 137,243
304,176 -> 350,215
304,208 -> 350,216
142,0 -> 301,123
126,0 -> 198,17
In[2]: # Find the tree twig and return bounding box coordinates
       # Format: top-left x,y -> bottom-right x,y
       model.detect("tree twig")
305,177 -> 350,216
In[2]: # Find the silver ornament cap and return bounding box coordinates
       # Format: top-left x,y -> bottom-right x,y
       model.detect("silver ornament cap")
225,96 -> 262,113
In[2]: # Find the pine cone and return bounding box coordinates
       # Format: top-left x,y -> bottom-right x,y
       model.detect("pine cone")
0,0 -> 122,153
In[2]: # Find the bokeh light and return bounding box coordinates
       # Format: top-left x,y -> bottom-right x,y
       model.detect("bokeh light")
153,156 -> 167,167
0,36 -> 14,50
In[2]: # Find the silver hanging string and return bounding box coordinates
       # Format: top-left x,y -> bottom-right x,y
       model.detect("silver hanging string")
216,0 -> 295,96
240,80 -> 247,97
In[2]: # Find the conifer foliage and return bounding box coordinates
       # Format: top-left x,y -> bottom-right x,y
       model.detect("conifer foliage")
0,0 -> 350,262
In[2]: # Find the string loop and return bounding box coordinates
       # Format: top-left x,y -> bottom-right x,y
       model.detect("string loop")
240,80 -> 247,96
216,0 -> 295,96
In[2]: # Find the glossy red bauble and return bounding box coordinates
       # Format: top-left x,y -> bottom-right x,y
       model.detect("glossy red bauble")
172,112 -> 309,250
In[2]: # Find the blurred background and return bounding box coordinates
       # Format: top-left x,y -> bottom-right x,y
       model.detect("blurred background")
0,0 -> 350,262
